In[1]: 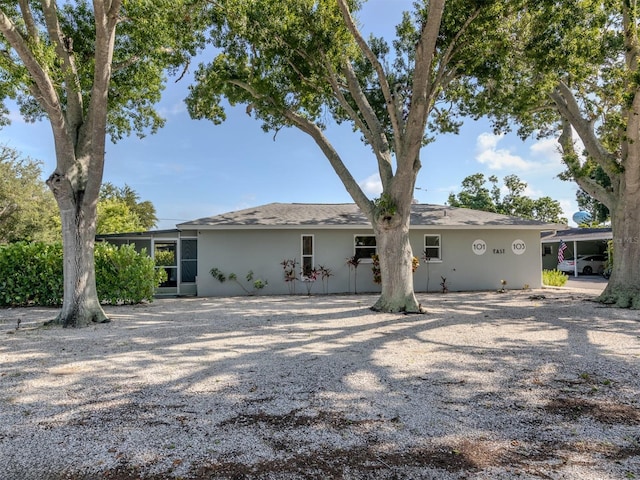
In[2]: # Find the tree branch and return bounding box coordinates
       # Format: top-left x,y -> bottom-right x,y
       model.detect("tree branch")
0,6 -> 72,164
40,0 -> 84,143
550,81 -> 620,181
340,60 -> 394,188
82,0 -> 121,198
18,0 -> 38,40
226,75 -> 380,211
429,8 -> 481,106
557,118 -> 616,209
284,109 -> 373,216
323,58 -> 372,139
336,0 -> 403,158
403,0 -> 446,168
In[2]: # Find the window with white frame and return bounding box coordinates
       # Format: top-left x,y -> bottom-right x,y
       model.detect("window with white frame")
424,234 -> 441,261
354,235 -> 377,261
301,235 -> 314,276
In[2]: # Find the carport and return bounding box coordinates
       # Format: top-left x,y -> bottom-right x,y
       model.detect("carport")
541,227 -> 612,276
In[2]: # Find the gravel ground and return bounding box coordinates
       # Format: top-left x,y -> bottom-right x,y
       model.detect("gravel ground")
1,287 -> 639,480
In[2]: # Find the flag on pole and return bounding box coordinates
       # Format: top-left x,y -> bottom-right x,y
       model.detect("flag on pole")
558,240 -> 568,263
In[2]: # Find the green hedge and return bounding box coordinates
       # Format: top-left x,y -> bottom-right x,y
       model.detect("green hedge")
0,242 -> 165,306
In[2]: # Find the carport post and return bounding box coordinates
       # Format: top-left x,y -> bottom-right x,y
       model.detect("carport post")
573,240 -> 578,277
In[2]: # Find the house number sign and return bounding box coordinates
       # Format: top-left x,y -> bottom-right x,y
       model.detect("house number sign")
511,239 -> 526,255
472,239 -> 487,255
473,239 -> 527,255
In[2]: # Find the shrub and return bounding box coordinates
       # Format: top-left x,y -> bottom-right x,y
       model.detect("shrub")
0,242 -> 63,306
0,242 -> 163,306
543,269 -> 568,287
95,243 -> 165,304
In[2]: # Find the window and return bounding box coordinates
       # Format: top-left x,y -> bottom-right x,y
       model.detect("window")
354,235 -> 377,261
181,239 -> 197,283
424,234 -> 441,261
301,235 -> 314,276
154,241 -> 177,287
543,245 -> 553,256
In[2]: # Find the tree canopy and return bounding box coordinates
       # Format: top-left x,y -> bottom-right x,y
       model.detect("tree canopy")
448,173 -> 567,224
461,0 -> 640,307
98,182 -> 157,233
187,0 -> 527,312
0,0 -> 208,326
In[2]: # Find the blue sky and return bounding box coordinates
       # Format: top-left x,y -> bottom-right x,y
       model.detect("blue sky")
0,0 -> 579,230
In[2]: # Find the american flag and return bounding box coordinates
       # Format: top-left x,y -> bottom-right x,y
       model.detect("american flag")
558,240 -> 568,263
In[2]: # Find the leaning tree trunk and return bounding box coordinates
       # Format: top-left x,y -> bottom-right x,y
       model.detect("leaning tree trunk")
598,192 -> 640,309
48,172 -> 109,327
371,214 -> 422,313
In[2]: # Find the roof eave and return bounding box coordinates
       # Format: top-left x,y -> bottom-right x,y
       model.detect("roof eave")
178,223 -> 559,231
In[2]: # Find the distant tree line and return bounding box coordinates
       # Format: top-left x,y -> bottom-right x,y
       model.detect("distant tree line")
0,145 -> 156,244
447,173 -> 568,224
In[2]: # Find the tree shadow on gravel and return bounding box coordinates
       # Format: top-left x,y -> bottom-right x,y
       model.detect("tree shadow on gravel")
1,291 -> 639,479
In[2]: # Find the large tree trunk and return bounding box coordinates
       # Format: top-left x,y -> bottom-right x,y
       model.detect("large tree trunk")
371,213 -> 422,313
48,172 -> 109,327
598,192 -> 640,309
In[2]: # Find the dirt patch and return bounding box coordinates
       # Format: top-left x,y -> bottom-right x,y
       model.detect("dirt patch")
546,396 -> 640,424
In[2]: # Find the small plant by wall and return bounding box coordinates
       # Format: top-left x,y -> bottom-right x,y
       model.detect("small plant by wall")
543,269 -> 568,287
300,268 -> 319,295
317,265 -> 333,294
371,254 -> 381,284
210,267 -> 268,295
346,255 -> 361,293
280,258 -> 298,294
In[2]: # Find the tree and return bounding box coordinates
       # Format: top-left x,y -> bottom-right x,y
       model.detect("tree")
188,0 -> 518,312
447,173 -> 496,213
98,182 -> 157,232
448,173 -> 567,223
0,144 -> 59,243
0,1 -> 206,326
465,1 -> 640,307
97,198 -> 143,234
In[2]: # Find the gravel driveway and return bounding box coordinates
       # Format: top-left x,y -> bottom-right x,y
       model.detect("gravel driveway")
1,287 -> 639,479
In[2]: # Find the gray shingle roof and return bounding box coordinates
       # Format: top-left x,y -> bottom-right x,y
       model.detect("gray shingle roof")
541,227 -> 612,243
178,203 -> 562,230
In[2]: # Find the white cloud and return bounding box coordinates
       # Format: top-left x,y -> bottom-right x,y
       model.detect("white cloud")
475,133 -> 533,171
159,101 -> 187,118
359,173 -> 383,197
530,137 -> 560,159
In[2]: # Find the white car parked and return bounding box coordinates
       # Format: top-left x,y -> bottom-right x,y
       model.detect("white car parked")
557,254 -> 607,275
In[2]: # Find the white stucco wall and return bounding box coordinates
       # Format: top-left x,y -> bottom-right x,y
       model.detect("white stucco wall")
195,227 -> 543,297
409,230 -> 542,292
196,228 -> 379,296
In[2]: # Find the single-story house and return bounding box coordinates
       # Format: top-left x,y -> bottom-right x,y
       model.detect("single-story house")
98,203 -> 564,296
541,227 -> 612,274
169,203 -> 559,296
